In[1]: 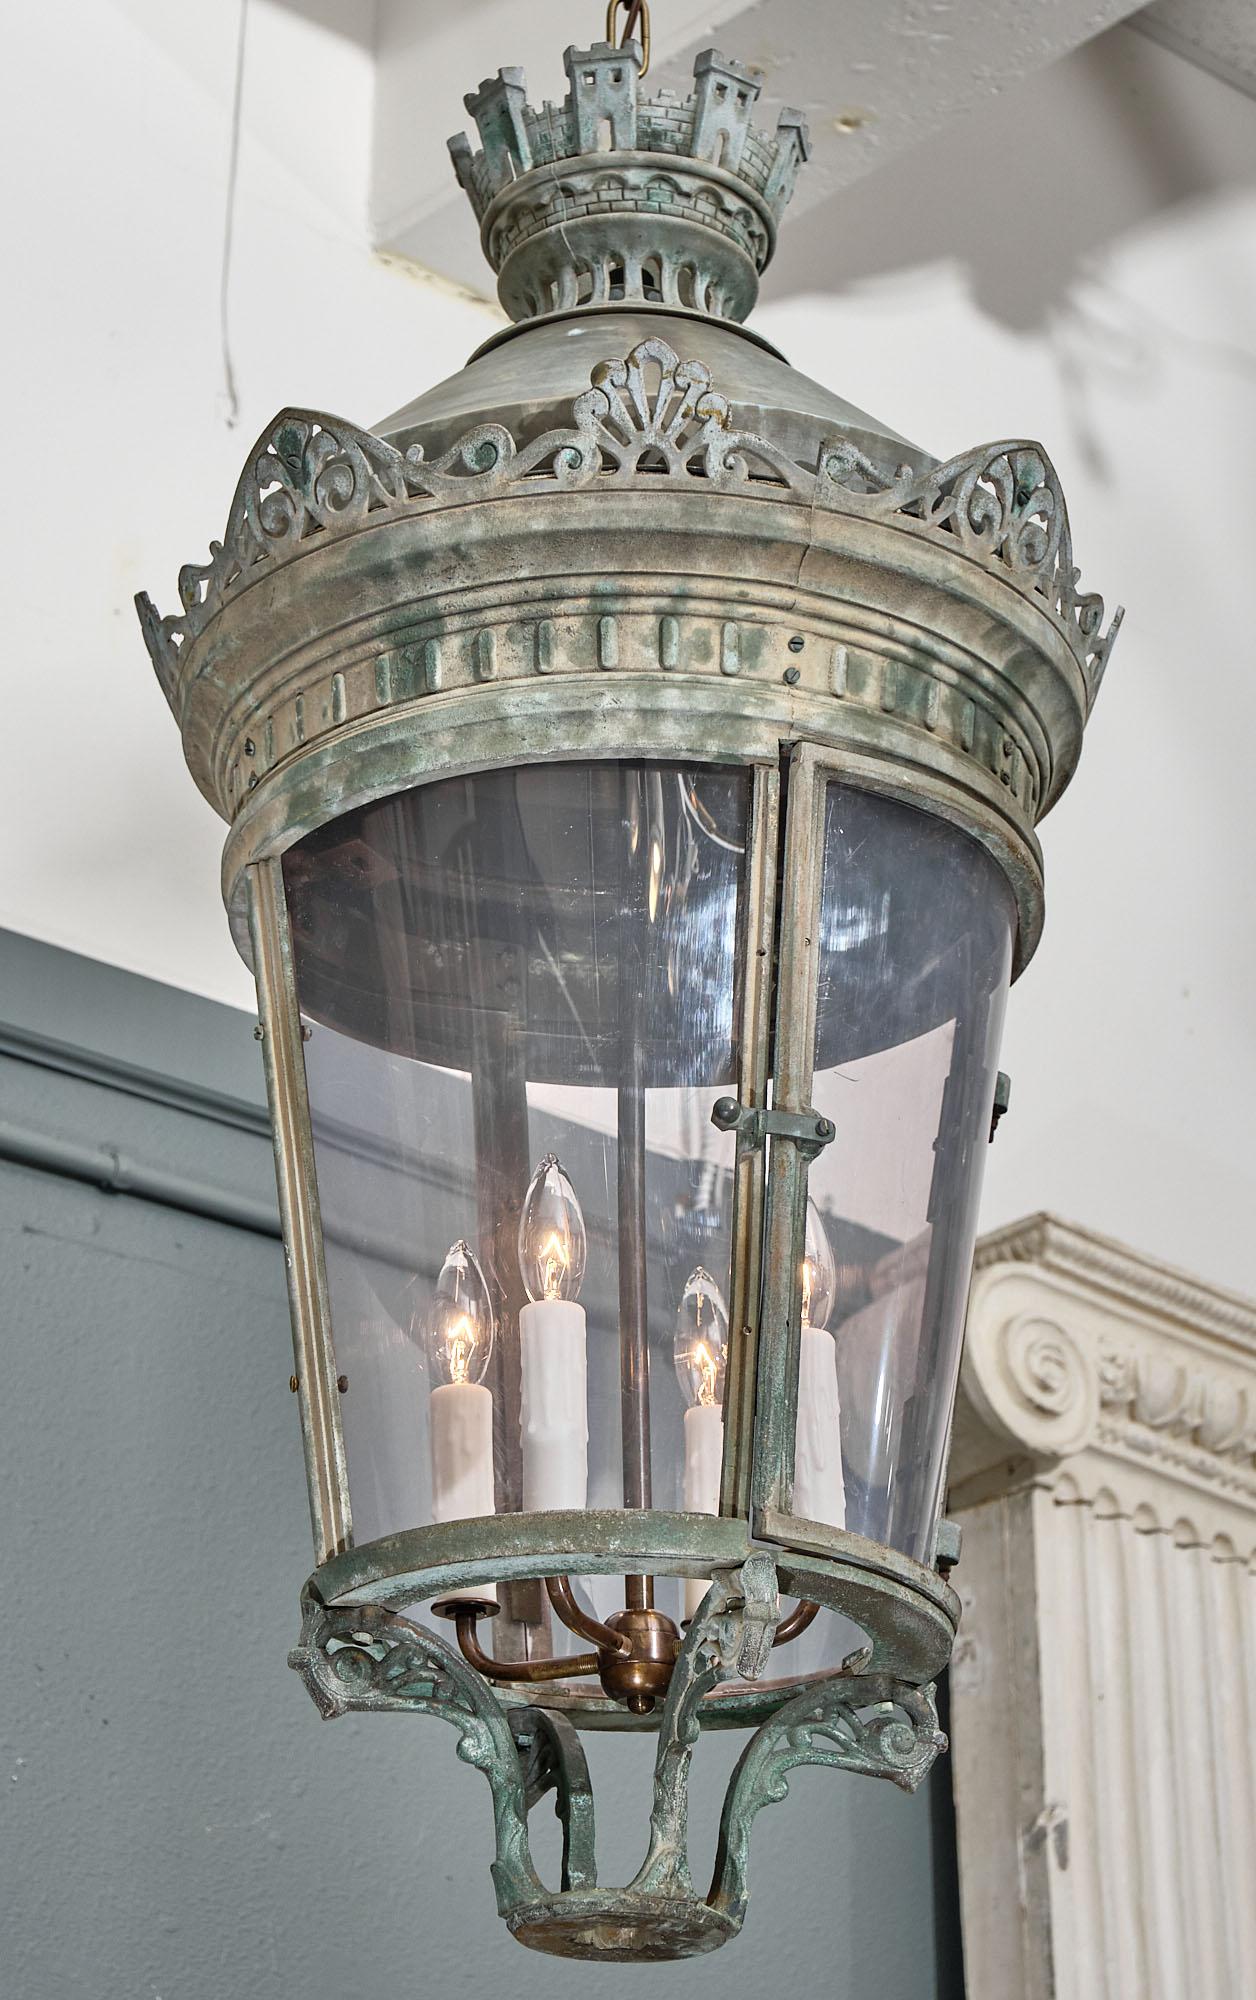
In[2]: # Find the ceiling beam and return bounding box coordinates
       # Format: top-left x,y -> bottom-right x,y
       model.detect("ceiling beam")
370,0 -> 1151,297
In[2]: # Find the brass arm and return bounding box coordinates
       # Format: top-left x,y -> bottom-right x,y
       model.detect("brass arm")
546,1574 -> 633,1656
772,1599 -> 820,1647
453,1607 -> 600,1683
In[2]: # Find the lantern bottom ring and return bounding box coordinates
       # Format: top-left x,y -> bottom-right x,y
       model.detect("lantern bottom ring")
302,1511 -> 958,1726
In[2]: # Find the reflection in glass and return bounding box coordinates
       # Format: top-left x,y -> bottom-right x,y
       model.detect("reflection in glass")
284,760 -> 747,1645
794,1201 -> 846,1530
801,1198 -> 837,1334
802,784 -> 1014,1562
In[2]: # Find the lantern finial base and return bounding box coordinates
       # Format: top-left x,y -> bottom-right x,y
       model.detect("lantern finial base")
508,1894 -> 736,1962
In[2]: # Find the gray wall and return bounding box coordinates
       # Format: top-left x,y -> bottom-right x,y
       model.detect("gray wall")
0,928 -> 963,1999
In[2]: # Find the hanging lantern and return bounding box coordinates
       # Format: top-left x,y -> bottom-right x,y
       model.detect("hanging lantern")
136,12 -> 1120,1963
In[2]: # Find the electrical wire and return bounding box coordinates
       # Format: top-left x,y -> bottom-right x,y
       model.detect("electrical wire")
219,0 -> 249,428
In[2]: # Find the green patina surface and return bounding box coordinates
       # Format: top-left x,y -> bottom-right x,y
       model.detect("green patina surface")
290,1554 -> 946,1961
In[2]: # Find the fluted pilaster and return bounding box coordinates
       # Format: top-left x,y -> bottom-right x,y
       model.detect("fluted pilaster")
949,1214 -> 1256,2000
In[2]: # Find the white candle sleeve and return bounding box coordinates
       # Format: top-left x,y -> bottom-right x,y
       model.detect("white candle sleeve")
429,1380 -> 497,1605
793,1325 -> 846,1530
519,1299 -> 588,1512
682,1401 -> 724,1622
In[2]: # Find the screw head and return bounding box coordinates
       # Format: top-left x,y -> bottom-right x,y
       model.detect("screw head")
253,1024 -> 264,1041
289,1375 -> 299,1393
815,1116 -> 835,1141
787,634 -> 805,653
337,1374 -> 349,1393
783,665 -> 801,685
711,1096 -> 741,1129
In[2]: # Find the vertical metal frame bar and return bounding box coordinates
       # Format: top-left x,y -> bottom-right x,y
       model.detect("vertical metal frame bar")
246,857 -> 352,1563
749,745 -> 826,1526
719,763 -> 779,1519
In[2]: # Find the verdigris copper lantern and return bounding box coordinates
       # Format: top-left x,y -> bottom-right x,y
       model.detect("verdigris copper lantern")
136,20 -> 1120,1962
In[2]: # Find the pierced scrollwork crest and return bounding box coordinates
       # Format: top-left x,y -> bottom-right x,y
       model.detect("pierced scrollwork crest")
821,437 -> 1123,689
137,337 -> 1119,711
135,338 -> 809,694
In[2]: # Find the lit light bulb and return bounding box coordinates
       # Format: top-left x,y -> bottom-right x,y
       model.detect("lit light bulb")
677,1266 -> 729,1617
646,769 -> 666,923
424,1240 -> 495,1387
518,1157 -> 589,1511
674,1267 -> 729,1410
794,1201 -> 846,1533
519,1156 -> 586,1304
800,1200 -> 837,1333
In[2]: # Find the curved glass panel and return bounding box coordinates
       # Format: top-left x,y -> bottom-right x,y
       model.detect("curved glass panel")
789,782 -> 1014,1567
283,761 -> 749,1651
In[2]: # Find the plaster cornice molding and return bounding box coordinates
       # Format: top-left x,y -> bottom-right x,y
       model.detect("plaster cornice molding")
971,1211 -> 1256,1350
953,1213 -> 1256,1542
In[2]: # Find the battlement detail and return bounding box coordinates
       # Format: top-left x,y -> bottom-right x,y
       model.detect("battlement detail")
447,44 -> 810,325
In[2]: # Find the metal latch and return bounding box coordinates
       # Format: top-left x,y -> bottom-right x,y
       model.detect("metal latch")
934,1518 -> 962,1574
989,1071 -> 1012,1143
710,1097 -> 836,1162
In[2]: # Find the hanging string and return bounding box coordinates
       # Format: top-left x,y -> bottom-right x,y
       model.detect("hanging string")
606,0 -> 650,76
219,0 -> 249,428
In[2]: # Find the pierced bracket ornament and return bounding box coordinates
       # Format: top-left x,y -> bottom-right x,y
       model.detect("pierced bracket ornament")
289,1591 -> 543,1916
709,1675 -> 947,1930
288,1560 -> 942,1960
631,1554 -> 781,1901
136,342 -> 1118,713
508,1705 -> 598,1894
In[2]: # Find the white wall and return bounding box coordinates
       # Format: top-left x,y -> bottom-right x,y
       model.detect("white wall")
3,6 -> 1254,1294
1,0 -> 495,1010
755,27 -> 1256,1296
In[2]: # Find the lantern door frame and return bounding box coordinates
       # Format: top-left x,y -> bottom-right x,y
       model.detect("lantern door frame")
241,733 -> 982,1729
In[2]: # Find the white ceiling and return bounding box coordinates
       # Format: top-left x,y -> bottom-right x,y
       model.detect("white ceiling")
369,0 -> 1153,293
262,1 -> 1256,305
1135,0 -> 1256,99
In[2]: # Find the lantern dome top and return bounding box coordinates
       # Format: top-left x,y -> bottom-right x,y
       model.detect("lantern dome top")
373,306 -> 924,479
447,41 -> 810,325
135,33 -> 1122,989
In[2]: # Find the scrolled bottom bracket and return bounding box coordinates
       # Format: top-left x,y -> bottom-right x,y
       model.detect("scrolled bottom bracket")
507,1891 -> 738,1961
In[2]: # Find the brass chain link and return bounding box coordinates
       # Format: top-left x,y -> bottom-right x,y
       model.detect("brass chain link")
606,0 -> 650,76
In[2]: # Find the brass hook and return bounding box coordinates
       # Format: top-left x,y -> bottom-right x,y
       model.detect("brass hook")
606,0 -> 650,76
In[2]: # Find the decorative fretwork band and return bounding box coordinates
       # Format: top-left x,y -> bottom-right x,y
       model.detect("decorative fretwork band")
136,339 -> 1122,729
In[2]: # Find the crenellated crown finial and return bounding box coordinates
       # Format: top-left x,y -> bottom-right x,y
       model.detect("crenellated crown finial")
447,43 -> 810,324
